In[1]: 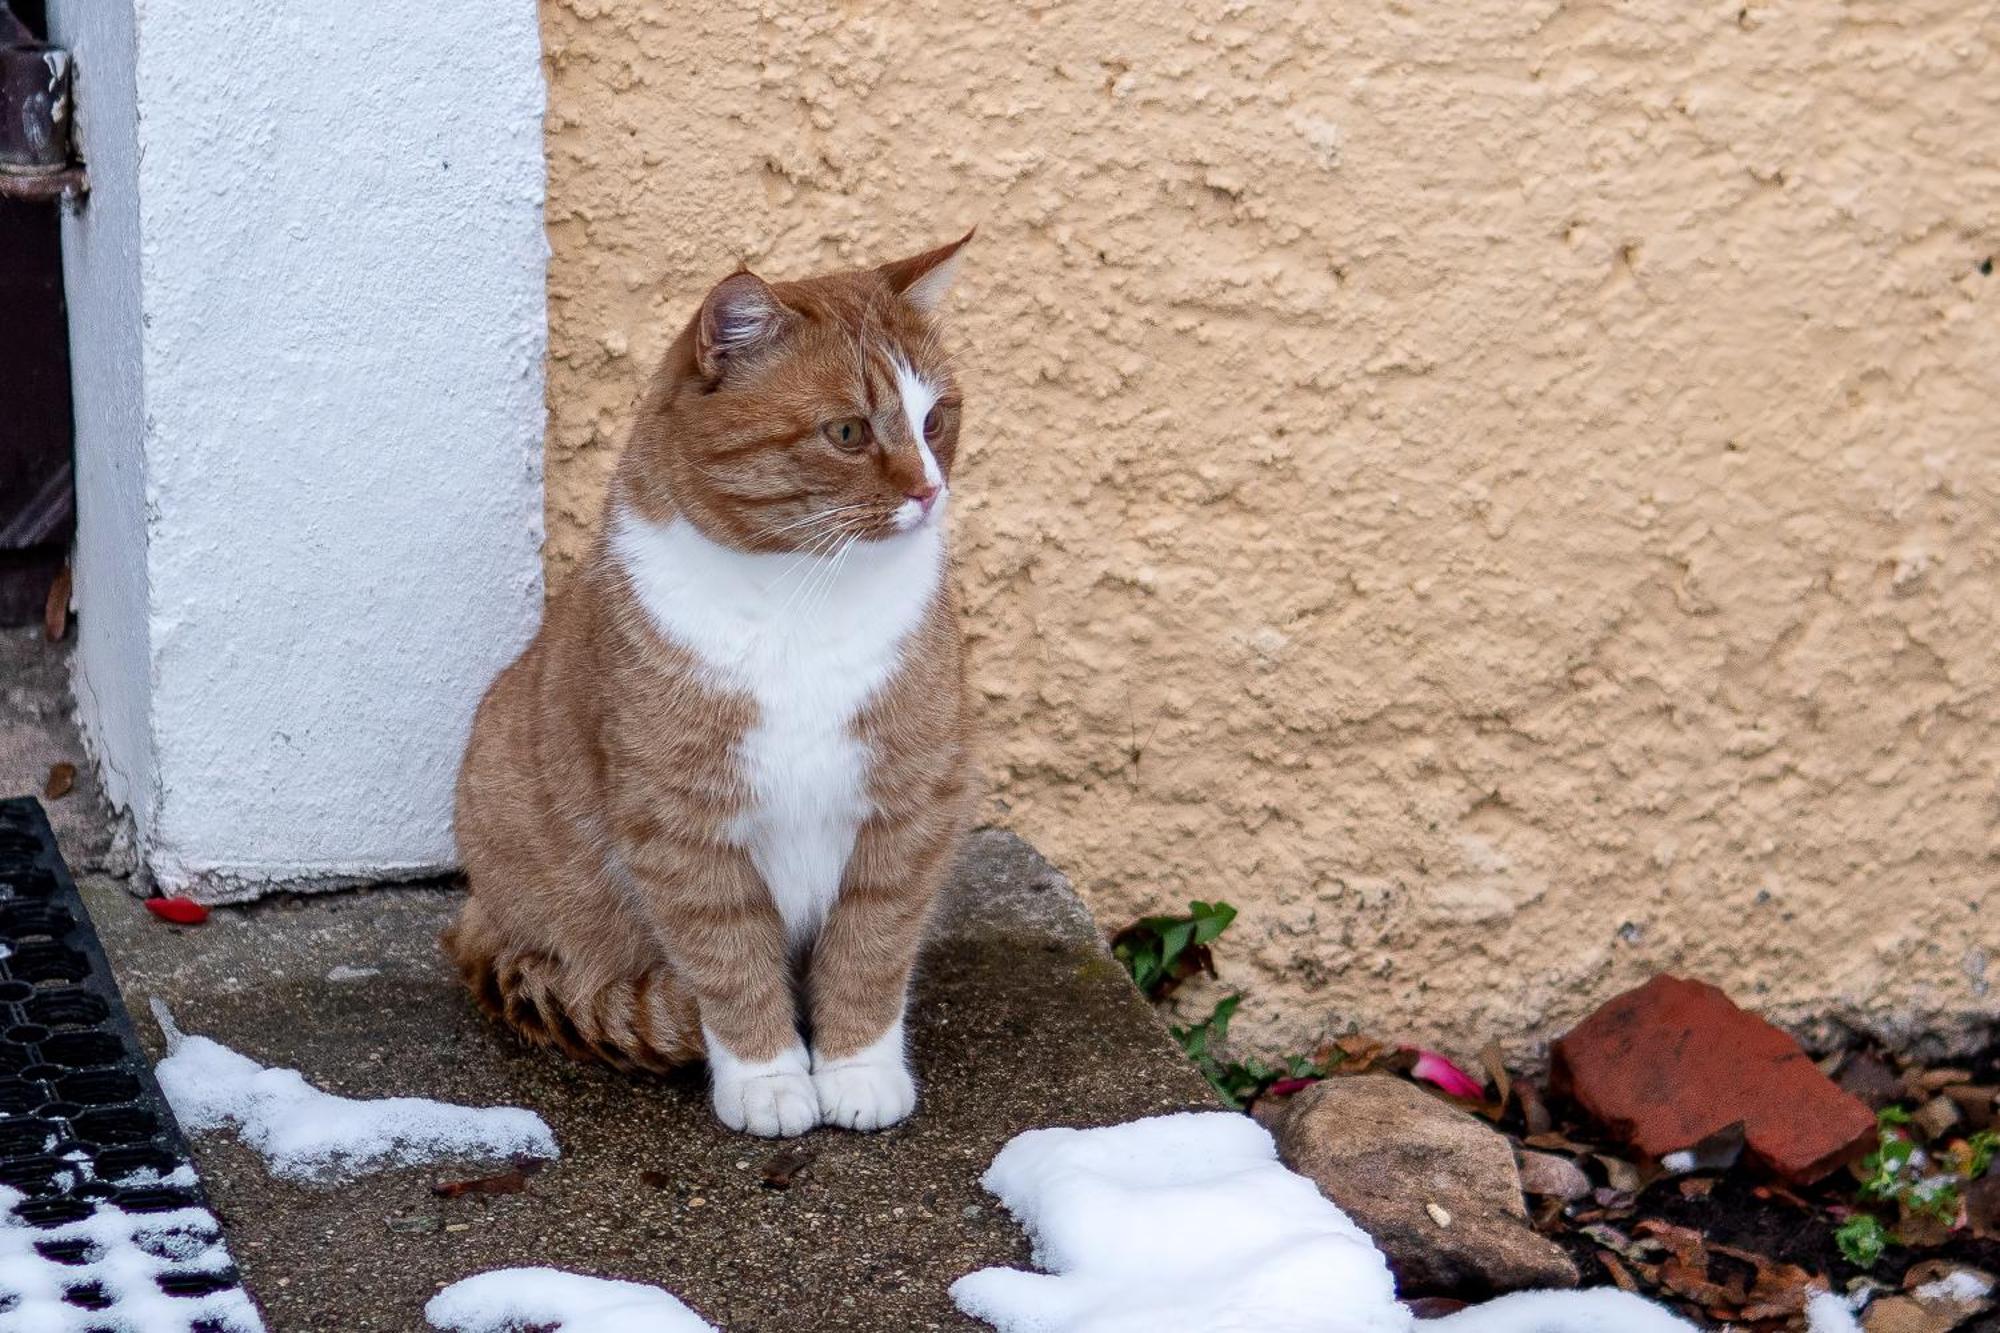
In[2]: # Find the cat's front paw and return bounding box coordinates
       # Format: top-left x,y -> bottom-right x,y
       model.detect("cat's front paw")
708,1038 -> 818,1138
812,1051 -> 917,1131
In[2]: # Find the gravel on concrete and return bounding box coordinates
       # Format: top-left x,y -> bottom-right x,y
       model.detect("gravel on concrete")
85,835 -> 1216,1333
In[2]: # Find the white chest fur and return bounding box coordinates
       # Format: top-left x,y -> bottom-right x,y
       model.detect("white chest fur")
612,504 -> 946,942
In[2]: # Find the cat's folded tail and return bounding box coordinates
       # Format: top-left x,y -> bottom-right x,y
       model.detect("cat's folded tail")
443,898 -> 702,1074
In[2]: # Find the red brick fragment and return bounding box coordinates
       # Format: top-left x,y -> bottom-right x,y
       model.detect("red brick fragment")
1550,975 -> 1876,1184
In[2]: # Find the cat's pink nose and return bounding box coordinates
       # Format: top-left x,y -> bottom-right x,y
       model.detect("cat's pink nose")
907,483 -> 941,513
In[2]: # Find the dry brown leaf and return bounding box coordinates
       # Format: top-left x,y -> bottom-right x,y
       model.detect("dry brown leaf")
1905,1067 -> 1976,1097
1480,1041 -> 1512,1109
760,1144 -> 818,1191
43,762 -> 75,800
1598,1251 -> 1641,1293
1709,1244 -> 1815,1319
432,1167 -> 530,1198
43,567 -> 70,642
1523,1132 -> 1596,1155
1516,1079 -> 1554,1138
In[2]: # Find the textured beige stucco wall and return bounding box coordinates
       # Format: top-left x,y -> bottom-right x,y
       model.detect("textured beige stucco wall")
541,0 -> 2000,1059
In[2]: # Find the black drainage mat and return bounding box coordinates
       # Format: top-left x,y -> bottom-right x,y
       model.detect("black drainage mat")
0,796 -> 263,1330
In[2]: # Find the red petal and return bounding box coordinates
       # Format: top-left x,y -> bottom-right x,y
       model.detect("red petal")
1406,1047 -> 1487,1099
145,897 -> 210,925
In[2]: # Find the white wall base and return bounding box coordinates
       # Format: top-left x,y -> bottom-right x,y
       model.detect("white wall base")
49,0 -> 546,897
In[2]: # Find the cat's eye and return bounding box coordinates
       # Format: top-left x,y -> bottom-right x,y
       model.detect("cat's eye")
923,405 -> 944,440
822,417 -> 871,452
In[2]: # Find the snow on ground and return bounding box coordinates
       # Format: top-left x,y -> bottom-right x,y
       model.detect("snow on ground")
150,999 -> 556,1183
425,1268 -> 716,1333
0,1182 -> 265,1332
951,1112 -> 1870,1333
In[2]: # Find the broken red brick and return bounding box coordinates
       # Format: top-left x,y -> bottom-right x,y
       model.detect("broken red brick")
1550,975 -> 1876,1185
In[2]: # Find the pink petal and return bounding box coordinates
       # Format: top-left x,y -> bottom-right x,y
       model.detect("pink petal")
1407,1047 -> 1486,1100
1264,1077 -> 1323,1099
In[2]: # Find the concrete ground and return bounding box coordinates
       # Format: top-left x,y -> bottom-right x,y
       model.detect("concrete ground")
3,627 -> 1219,1331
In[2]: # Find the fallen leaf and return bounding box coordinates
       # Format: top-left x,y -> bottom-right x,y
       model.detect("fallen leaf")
1579,1222 -> 1656,1264
1636,1221 -> 1741,1308
1904,1067 -> 1976,1098
760,1144 -> 817,1191
43,762 -> 75,800
144,897 -> 209,926
1709,1243 -> 1815,1319
1516,1079 -> 1554,1137
1598,1251 -> 1641,1294
43,567 -> 70,642
1335,1034 -> 1384,1064
1750,1181 -> 1816,1211
1678,1177 -> 1716,1200
1523,1131 -> 1597,1155
433,1168 -> 530,1198
1480,1041 -> 1512,1111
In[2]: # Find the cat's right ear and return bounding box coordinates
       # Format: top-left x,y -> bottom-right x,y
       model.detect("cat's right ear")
695,271 -> 790,380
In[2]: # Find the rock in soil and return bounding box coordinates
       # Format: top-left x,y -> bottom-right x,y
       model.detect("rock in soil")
1274,1074 -> 1578,1299
1515,1149 -> 1593,1203
1551,975 -> 1876,1184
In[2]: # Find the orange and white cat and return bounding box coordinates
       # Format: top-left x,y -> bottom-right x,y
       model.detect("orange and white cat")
445,236 -> 977,1137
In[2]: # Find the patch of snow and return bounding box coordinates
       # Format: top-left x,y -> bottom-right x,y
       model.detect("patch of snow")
952,1112 -> 1707,1333
1426,1290 -> 1702,1332
0,1183 -> 265,1331
150,999 -> 556,1183
1804,1291 -> 1864,1332
425,1268 -> 716,1333
112,1163 -> 200,1190
1913,1268 -> 1994,1304
325,963 -> 381,983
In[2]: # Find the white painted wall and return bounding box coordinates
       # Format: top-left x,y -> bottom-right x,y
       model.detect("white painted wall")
50,0 -> 546,897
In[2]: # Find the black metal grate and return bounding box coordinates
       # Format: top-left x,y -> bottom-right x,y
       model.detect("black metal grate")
0,796 -> 262,1330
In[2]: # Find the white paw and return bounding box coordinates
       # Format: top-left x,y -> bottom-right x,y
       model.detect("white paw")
712,1068 -> 819,1138
812,1052 -> 917,1131
705,1031 -> 818,1138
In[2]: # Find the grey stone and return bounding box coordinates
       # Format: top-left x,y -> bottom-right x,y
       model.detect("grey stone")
1274,1074 -> 1578,1299
1515,1149 -> 1593,1202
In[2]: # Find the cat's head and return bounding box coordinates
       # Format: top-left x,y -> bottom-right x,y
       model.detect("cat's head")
627,233 -> 972,553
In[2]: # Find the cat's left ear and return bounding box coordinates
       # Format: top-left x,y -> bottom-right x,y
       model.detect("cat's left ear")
878,228 -> 975,316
